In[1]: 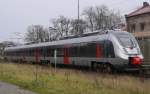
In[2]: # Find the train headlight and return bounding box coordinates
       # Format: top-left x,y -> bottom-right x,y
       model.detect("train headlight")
129,57 -> 142,65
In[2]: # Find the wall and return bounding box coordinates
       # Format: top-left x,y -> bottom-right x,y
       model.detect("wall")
138,40 -> 150,64
126,13 -> 150,33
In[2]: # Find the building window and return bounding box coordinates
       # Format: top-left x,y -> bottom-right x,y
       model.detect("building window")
131,24 -> 136,32
140,23 -> 145,31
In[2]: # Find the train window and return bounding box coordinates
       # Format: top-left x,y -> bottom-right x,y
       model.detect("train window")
7,51 -> 10,56
27,49 -> 32,56
73,43 -> 96,57
86,43 -> 96,57
44,47 -> 55,57
27,49 -> 29,56
29,49 -> 31,56
40,47 -> 46,57
116,34 -> 136,48
68,43 -> 98,57
68,47 -> 73,57
44,47 -> 49,57
50,49 -> 54,57
57,48 -> 64,57
46,47 -> 51,57
69,45 -> 80,57
16,51 -> 19,56
23,50 -> 27,56
79,45 -> 87,57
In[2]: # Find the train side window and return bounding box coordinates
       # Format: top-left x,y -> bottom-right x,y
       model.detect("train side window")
79,46 -> 86,57
29,49 -> 32,56
40,47 -> 46,57
28,49 -> 30,56
87,43 -> 96,57
57,48 -> 64,57
17,51 -> 19,56
48,48 -> 52,57
69,46 -> 79,57
50,49 -> 54,57
45,47 -> 48,57
31,49 -> 35,56
68,47 -> 73,57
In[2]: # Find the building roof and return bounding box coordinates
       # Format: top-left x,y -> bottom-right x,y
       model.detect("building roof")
126,2 -> 150,17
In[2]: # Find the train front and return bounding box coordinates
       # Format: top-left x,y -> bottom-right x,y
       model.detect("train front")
113,32 -> 143,71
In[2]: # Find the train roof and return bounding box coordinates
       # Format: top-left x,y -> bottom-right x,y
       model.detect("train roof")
5,30 -> 129,51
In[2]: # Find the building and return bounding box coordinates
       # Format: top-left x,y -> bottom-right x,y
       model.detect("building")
125,2 -> 150,40
125,2 -> 150,63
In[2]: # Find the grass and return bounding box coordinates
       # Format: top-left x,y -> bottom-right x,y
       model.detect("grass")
0,61 -> 149,94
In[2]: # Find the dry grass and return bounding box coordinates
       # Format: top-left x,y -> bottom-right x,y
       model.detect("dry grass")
0,61 -> 149,94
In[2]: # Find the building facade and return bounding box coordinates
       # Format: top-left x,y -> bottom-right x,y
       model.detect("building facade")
125,2 -> 150,40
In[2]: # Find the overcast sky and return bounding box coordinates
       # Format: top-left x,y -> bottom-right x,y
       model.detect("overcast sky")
0,0 -> 149,42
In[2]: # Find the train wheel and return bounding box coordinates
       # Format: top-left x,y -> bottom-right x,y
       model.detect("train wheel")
103,64 -> 113,73
91,62 -> 97,71
91,62 -> 103,72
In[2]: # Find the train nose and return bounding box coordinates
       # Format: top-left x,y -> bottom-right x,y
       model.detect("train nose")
129,57 -> 142,65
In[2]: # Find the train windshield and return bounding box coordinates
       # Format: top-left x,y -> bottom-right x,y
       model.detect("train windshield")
116,34 -> 137,48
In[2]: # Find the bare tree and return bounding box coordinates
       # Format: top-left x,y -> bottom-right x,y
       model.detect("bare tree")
70,19 -> 87,35
48,27 -> 60,41
51,16 -> 71,38
83,5 -> 123,31
83,7 -> 95,32
24,5 -> 123,44
25,25 -> 48,43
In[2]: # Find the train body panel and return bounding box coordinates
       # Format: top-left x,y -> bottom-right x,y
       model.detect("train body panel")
4,30 -> 144,71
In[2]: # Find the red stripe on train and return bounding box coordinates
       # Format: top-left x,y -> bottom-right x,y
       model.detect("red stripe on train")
96,44 -> 102,58
64,48 -> 69,64
35,48 -> 40,63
